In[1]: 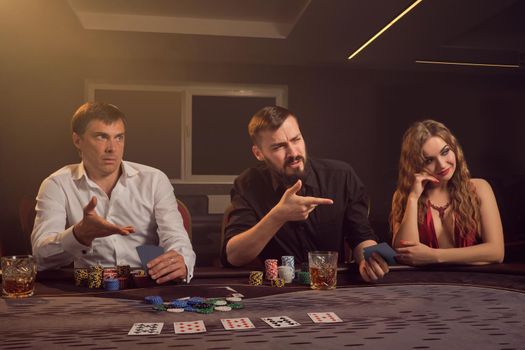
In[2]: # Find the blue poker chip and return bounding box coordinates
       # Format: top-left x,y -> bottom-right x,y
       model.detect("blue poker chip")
103,278 -> 120,291
187,297 -> 205,306
170,300 -> 188,308
184,306 -> 198,312
144,295 -> 164,305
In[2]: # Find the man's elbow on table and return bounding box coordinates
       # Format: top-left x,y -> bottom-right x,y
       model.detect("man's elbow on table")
224,241 -> 254,267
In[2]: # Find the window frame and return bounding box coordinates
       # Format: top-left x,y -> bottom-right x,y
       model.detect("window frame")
86,80 -> 288,184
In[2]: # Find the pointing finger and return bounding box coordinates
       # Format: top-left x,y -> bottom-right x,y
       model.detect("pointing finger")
302,197 -> 333,206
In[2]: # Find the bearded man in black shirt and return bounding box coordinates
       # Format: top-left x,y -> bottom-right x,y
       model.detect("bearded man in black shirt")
221,106 -> 389,282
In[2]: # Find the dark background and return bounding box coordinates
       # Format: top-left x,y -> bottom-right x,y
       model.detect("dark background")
1,0 -> 524,262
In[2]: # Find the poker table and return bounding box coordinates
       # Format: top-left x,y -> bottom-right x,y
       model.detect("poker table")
2,264 -> 524,349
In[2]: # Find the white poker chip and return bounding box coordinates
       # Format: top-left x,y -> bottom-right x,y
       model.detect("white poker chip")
214,306 -> 232,312
214,300 -> 227,306
226,297 -> 242,302
167,308 -> 185,313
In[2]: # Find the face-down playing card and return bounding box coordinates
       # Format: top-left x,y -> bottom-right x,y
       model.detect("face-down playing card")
363,242 -> 397,265
128,322 -> 164,335
221,317 -> 255,330
136,245 -> 165,273
261,316 -> 300,328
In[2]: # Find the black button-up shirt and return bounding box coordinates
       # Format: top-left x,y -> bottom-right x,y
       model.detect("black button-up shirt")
221,158 -> 378,266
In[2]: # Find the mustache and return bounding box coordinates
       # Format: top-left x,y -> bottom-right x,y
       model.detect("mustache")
285,156 -> 304,166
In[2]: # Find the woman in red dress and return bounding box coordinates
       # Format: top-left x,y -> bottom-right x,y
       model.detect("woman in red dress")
390,120 -> 504,265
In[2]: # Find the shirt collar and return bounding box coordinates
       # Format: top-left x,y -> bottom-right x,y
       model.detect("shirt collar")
72,161 -> 139,182
72,162 -> 88,181
121,161 -> 139,178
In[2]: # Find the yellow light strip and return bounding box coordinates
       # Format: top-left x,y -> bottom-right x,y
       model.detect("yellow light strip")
348,0 -> 423,60
415,60 -> 520,68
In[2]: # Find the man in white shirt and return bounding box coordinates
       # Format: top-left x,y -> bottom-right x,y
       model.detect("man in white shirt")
31,102 -> 196,283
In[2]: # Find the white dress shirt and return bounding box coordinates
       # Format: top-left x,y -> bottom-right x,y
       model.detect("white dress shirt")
31,161 -> 196,281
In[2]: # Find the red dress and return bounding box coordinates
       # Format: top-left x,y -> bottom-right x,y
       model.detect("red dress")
418,203 -> 480,248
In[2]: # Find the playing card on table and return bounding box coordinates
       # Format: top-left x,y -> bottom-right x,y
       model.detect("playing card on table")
221,317 -> 255,330
308,312 -> 343,323
261,316 -> 300,328
174,320 -> 206,334
128,322 -> 164,335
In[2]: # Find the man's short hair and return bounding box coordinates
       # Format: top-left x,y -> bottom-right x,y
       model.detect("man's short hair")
71,102 -> 127,135
248,106 -> 297,144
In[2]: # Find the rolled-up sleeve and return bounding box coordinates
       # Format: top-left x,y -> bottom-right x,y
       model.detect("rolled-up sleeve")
31,178 -> 91,271
219,179 -> 261,267
343,167 -> 378,249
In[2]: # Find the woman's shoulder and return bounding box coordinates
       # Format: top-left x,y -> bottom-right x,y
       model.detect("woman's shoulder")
469,178 -> 495,198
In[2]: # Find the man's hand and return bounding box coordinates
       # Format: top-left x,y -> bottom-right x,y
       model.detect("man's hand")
358,252 -> 389,282
73,196 -> 134,246
272,180 -> 333,222
147,250 -> 187,284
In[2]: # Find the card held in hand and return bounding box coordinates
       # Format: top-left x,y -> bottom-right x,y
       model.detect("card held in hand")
363,242 -> 397,265
136,245 -> 165,272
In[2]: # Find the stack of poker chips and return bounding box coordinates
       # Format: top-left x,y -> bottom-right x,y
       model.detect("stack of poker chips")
103,278 -> 120,291
297,271 -> 311,285
103,267 -> 118,280
271,278 -> 285,287
131,269 -> 149,288
117,265 -> 131,277
145,295 -> 164,305
88,265 -> 103,288
281,256 -> 295,275
117,265 -> 131,289
161,296 -> 244,314
186,297 -> 214,314
74,268 -> 89,287
249,271 -> 264,286
278,265 -> 295,283
264,259 -> 278,280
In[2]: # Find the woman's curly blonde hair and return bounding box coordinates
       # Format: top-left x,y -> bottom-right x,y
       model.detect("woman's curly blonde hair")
390,120 -> 480,238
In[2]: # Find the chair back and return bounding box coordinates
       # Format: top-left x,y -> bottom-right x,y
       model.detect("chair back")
219,203 -> 235,266
19,196 -> 37,239
176,198 -> 192,241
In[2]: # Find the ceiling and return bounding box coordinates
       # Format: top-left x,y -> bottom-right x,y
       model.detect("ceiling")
2,0 -> 525,73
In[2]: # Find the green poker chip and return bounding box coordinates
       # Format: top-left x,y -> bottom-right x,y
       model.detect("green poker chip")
196,307 -> 214,314
152,305 -> 167,311
228,303 -> 244,309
